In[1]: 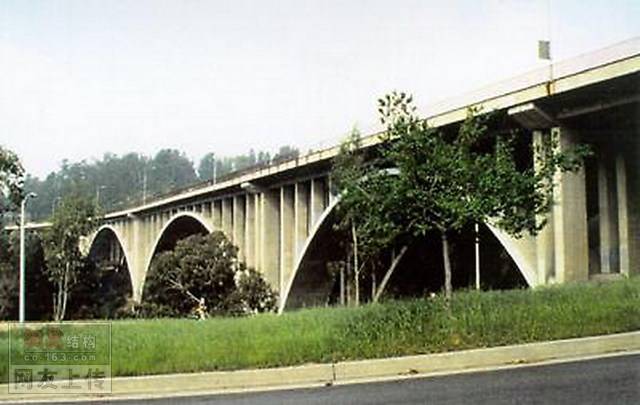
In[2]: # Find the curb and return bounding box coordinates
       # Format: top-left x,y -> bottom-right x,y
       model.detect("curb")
1,331 -> 639,402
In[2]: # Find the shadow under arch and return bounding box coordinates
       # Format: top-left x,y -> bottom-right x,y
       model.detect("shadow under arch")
279,198 -> 536,313
279,198 -> 343,313
141,212 -> 213,298
87,225 -> 135,294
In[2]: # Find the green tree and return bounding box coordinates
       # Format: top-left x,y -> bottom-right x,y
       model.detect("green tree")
0,146 -> 24,217
332,130 -> 401,305
143,231 -> 275,317
333,92 -> 589,302
148,149 -> 198,195
43,195 -> 98,320
272,145 -> 299,162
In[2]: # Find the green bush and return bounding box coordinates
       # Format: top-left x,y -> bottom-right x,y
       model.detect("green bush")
141,231 -> 276,317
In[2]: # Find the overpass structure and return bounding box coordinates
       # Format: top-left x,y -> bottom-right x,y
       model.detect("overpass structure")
28,38 -> 640,311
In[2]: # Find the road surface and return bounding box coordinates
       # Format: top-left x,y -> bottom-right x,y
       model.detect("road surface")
42,353 -> 640,404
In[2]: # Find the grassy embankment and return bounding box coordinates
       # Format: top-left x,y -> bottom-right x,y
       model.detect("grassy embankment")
0,276 -> 638,380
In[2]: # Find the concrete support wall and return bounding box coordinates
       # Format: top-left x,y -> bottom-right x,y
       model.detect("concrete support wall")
616,154 -> 630,275
222,198 -> 233,239
310,177 -> 326,228
261,189 -> 280,291
533,130 -> 555,285
254,194 -> 262,271
245,195 -> 256,268
551,127 -> 589,283
294,182 -> 310,257
598,151 -> 619,273
233,196 -> 246,261
213,200 -> 222,230
280,186 -> 295,296
616,143 -> 640,277
129,216 -> 147,301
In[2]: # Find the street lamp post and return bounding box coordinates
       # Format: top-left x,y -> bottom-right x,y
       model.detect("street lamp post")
19,192 -> 37,323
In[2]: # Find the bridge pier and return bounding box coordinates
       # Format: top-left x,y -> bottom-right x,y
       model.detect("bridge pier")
233,196 -> 246,261
551,127 -> 589,283
261,189 -> 280,292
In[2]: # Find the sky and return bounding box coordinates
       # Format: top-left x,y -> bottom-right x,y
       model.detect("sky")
1,1 -> 639,179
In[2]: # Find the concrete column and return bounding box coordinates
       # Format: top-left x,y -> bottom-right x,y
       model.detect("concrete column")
245,194 -> 256,268
145,216 -> 153,254
161,211 -> 169,231
254,194 -> 262,271
616,149 -> 640,276
310,177 -> 326,229
294,182 -> 310,257
629,137 -> 640,277
233,195 -> 246,260
280,186 -> 295,295
207,201 -> 214,221
213,200 -> 222,230
551,127 -> 589,283
260,189 -> 280,291
222,198 -> 233,240
327,176 -> 337,205
598,153 -> 619,273
616,153 -> 629,275
129,215 -> 147,301
533,130 -> 555,285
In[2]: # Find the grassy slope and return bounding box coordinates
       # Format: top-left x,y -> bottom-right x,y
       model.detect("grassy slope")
1,276 -> 639,380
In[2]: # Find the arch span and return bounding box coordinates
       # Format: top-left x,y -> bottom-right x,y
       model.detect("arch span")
279,198 -> 538,312
87,225 -> 135,293
140,212 -> 213,299
279,198 -> 341,313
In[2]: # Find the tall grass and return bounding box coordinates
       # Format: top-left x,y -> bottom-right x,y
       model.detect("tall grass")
0,277 -> 638,380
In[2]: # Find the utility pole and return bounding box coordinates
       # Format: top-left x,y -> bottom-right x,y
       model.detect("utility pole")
19,192 -> 37,323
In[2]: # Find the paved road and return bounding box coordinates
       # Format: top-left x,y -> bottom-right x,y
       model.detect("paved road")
48,353 -> 640,404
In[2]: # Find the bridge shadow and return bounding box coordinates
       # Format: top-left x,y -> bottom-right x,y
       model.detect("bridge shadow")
84,227 -> 133,318
286,213 -> 528,311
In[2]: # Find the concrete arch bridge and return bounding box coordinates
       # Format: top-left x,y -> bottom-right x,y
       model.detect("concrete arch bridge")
36,39 -> 640,312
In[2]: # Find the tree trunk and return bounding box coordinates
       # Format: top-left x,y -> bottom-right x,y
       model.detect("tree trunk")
374,245 -> 408,303
441,231 -> 452,303
371,271 -> 376,301
54,279 -> 64,321
60,268 -> 69,321
339,265 -> 345,306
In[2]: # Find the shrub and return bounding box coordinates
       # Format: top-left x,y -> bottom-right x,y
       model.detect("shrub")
141,231 -> 276,318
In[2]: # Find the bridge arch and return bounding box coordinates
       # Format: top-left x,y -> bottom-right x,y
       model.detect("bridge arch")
86,224 -> 135,298
279,197 -> 536,312
279,198 -> 341,313
140,212 -> 213,299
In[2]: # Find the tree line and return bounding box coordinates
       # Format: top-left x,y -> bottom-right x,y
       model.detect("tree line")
23,146 -> 299,221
